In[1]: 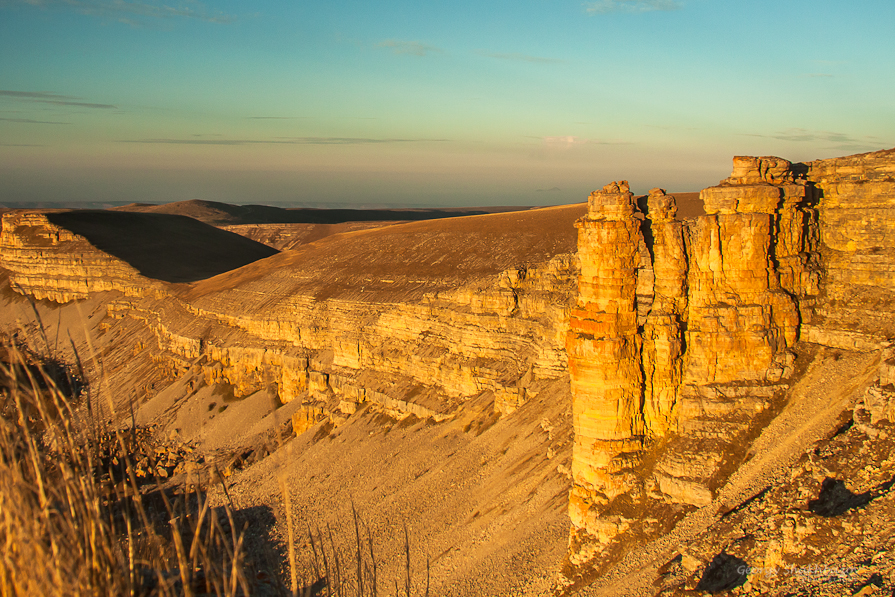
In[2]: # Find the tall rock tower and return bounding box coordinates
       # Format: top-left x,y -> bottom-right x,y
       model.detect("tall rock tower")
566,158 -> 820,563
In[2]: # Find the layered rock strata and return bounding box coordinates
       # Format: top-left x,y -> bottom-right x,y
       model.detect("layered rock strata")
804,148 -> 895,344
0,212 -> 154,302
567,182 -> 646,519
640,188 -> 687,436
567,155 -> 831,558
1,206 -> 585,427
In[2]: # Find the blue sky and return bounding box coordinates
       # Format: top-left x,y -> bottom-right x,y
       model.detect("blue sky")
1,0 -> 893,207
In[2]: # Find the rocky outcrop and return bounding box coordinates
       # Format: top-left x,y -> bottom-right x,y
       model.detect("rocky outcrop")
0,212 -> 154,302
175,252 -> 577,419
640,188 -> 687,437
566,151 -> 891,561
803,148 -> 895,344
567,182 -> 646,529
654,158 -> 808,508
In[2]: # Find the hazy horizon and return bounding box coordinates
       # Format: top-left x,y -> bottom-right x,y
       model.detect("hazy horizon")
2,0 -> 893,207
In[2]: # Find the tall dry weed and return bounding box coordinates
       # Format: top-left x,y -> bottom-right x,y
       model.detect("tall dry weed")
0,340 -> 248,596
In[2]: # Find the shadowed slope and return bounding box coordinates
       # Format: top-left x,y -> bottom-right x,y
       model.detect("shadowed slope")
46,211 -> 278,283
113,199 -> 535,226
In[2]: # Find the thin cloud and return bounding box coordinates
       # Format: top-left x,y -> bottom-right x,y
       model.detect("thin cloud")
246,116 -> 310,120
41,99 -> 116,108
747,128 -> 861,144
542,135 -> 631,147
0,90 -> 76,100
120,137 -> 449,145
478,51 -> 565,64
746,128 -> 885,151
0,143 -> 47,147
802,73 -> 834,78
377,40 -> 443,57
536,187 -> 562,192
0,89 -> 117,109
5,0 -> 233,24
0,117 -> 70,124
585,0 -> 682,14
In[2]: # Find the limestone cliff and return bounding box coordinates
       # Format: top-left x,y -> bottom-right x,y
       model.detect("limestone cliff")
804,148 -> 895,345
566,149 -> 895,564
0,212 -> 154,302
1,205 -> 585,427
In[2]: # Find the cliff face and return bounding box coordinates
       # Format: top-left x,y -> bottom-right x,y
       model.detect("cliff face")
98,250 -> 576,422
804,148 -> 895,344
566,148 -> 895,563
1,205 -> 584,425
0,212 -> 153,302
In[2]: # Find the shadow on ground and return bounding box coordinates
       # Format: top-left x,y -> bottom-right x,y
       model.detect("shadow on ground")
47,211 -> 279,283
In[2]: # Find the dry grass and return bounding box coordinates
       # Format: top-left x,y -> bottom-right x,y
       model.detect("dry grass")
0,309 -> 430,597
0,341 -> 248,596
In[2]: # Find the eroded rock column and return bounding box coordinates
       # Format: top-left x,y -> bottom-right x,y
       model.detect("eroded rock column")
566,181 -> 645,554
641,189 -> 688,436
653,158 -> 802,507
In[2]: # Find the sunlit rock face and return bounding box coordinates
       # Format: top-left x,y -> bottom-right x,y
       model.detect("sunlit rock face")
566,182 -> 646,528
566,154 -> 838,560
0,212 -> 153,302
804,148 -> 895,345
0,205 -> 585,424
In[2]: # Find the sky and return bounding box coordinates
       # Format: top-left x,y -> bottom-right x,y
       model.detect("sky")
1,0 -> 893,208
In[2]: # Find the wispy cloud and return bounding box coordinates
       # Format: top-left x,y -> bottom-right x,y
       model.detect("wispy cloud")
0,143 -> 47,147
746,128 -> 885,151
541,135 -> 631,148
0,90 -> 73,100
0,116 -> 70,124
747,128 -> 861,143
536,187 -> 562,192
477,51 -> 565,64
0,89 -> 117,109
120,137 -> 449,145
4,0 -> 233,24
802,73 -> 834,78
377,40 -> 443,57
584,0 -> 682,14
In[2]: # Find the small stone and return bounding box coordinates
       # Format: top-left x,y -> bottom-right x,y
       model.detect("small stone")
681,554 -> 701,573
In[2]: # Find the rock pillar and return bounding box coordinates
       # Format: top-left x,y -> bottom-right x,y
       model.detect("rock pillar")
641,189 -> 688,436
653,157 -> 804,507
566,181 -> 645,553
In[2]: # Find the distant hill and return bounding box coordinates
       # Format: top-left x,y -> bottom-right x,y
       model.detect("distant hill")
111,199 -> 537,227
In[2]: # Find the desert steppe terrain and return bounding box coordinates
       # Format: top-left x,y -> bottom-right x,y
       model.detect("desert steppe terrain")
2,149 -> 895,596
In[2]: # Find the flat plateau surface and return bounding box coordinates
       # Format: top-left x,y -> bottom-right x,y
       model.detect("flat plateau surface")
183,202 -> 589,303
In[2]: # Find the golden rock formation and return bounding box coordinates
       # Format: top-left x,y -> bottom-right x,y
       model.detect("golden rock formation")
566,181 -> 646,550
567,155 -> 830,558
0,212 -> 153,302
641,188 -> 687,436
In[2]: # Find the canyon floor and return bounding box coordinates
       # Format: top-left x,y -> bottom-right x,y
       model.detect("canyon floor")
2,185 -> 894,596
